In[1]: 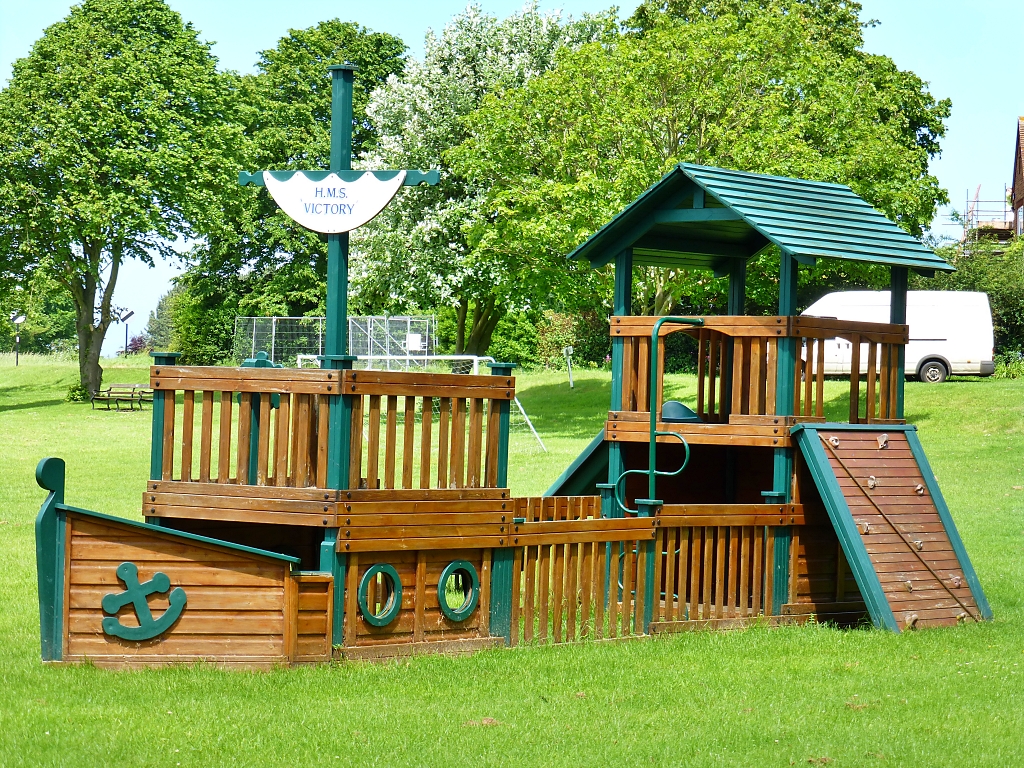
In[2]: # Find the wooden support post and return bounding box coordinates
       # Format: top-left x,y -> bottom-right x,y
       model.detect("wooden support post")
487,362 -> 516,643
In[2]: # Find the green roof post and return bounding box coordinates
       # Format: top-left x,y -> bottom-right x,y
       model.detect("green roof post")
890,267 -> 908,419
487,362 -> 516,644
767,253 -> 799,614
607,249 -> 633,511
723,259 -> 747,502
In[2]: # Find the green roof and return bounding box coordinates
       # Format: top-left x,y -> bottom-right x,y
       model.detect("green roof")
569,163 -> 952,274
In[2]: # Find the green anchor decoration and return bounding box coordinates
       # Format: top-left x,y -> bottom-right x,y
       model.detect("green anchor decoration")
101,562 -> 187,641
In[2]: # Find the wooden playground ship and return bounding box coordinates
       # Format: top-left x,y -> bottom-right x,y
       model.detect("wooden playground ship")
35,69 -> 991,668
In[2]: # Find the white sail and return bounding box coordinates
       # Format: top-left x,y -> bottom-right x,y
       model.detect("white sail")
263,170 -> 406,233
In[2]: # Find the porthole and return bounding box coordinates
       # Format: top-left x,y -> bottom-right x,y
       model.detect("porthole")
438,560 -> 480,622
358,563 -> 402,627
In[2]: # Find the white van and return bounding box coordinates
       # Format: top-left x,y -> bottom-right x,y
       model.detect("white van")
801,291 -> 995,383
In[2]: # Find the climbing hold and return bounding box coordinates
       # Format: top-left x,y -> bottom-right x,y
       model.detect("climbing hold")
904,580 -> 914,592
913,540 -> 924,551
915,484 -> 925,496
861,521 -> 870,535
904,613 -> 919,629
956,613 -> 968,623
951,575 -> 962,588
877,434 -> 888,449
867,475 -> 877,489
829,436 -> 840,448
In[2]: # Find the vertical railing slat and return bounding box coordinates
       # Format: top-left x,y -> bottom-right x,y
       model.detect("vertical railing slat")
467,398 -> 483,488
217,391 -> 232,483
437,397 -> 450,489
366,395 -> 381,490
162,389 -> 176,481
349,395 -> 364,489
402,395 -> 416,489
384,395 -> 398,490
236,392 -> 251,485
419,397 -> 433,489
181,391 -> 195,483
199,390 -> 213,483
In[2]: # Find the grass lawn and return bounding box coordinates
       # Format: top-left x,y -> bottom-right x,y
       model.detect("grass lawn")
1,355 -> 1022,766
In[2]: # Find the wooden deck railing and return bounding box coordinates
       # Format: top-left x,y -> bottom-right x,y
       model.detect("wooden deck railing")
150,365 -> 514,490
346,370 -> 513,491
611,315 -> 908,425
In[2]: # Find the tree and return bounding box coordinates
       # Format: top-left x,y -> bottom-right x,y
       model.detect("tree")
0,0 -> 240,392
145,286 -> 182,351
0,271 -> 78,354
450,0 -> 951,317
354,3 -> 616,355
175,21 -> 407,363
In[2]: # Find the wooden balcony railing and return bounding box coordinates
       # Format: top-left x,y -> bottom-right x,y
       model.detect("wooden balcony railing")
346,370 -> 514,490
150,366 -> 515,491
610,315 -> 908,426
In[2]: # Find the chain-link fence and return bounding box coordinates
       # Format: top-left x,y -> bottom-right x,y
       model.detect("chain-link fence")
233,315 -> 435,368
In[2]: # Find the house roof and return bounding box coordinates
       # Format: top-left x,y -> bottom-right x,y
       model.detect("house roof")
569,163 -> 952,275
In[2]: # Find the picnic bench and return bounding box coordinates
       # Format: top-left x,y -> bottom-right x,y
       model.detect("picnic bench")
90,384 -> 153,411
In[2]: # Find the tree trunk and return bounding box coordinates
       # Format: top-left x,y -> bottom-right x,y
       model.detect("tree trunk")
63,240 -> 121,395
464,297 -> 504,357
453,296 -> 504,358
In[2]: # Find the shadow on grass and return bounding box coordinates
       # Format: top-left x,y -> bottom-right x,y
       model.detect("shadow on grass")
0,399 -> 66,413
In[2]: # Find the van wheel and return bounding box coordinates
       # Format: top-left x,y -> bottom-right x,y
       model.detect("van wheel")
919,360 -> 948,383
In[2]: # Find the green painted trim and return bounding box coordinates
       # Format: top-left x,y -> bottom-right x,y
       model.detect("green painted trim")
543,430 -> 607,497
238,169 -> 440,187
320,530 -> 345,641
793,429 -> 899,631
904,430 -> 992,620
321,356 -> 356,490
486,363 -> 515,488
35,457 -> 65,661
358,563 -> 402,627
148,353 -> 180,485
56,504 -> 301,565
440,560 -> 480,623
636,499 -> 661,631
489,549 -> 514,642
771,527 -> 791,615
790,423 -> 917,435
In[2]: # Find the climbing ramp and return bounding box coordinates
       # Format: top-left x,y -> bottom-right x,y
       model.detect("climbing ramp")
793,425 -> 991,631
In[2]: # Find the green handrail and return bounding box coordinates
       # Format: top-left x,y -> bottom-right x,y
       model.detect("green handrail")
612,316 -> 705,514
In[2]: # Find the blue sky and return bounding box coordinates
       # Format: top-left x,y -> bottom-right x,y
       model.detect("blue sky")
1,1 -> 1021,353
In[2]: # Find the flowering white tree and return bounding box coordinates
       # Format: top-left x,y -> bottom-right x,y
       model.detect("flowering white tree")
354,3 -> 614,355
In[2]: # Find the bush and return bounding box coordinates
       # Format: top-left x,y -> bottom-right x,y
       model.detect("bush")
65,383 -> 89,402
535,310 -> 612,369
994,351 -> 1024,379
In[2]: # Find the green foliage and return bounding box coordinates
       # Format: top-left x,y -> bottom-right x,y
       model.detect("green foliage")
354,4 -> 616,354
994,352 -> 1024,380
0,0 -> 240,392
451,0 -> 949,316
913,238 -> 1024,354
0,271 -> 77,353
171,280 -> 240,366
64,382 -> 89,402
145,286 -> 182,351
